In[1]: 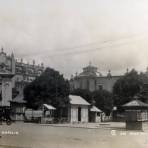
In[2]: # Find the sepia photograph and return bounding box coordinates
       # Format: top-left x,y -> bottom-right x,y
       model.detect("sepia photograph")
0,0 -> 148,148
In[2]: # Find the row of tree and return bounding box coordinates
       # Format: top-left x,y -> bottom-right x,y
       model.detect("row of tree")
23,67 -> 147,115
24,68 -> 70,118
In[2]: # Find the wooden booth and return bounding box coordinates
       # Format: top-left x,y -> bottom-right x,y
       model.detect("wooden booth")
68,95 -> 90,123
90,106 -> 102,122
24,104 -> 56,123
10,93 -> 26,121
122,99 -> 148,130
41,104 -> 56,123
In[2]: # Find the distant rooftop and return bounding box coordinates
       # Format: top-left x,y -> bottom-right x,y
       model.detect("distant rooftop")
78,62 -> 102,77
0,48 -> 44,68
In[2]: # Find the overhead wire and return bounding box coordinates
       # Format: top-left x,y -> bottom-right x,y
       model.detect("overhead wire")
43,33 -> 147,58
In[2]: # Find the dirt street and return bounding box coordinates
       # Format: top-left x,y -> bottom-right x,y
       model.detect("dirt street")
0,122 -> 148,148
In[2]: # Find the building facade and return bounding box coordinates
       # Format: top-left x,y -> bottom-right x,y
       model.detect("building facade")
70,63 -> 121,92
0,48 -> 44,94
0,48 -> 45,120
0,72 -> 14,107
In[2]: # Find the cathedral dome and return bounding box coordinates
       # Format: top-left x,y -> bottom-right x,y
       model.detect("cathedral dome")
79,62 -> 101,77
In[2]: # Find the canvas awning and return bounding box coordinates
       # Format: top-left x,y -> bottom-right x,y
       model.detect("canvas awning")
90,106 -> 102,112
43,104 -> 56,110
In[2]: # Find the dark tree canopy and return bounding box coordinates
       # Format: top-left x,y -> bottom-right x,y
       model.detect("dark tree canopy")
113,69 -> 143,106
93,90 -> 113,115
71,89 -> 113,115
24,67 -> 70,110
71,89 -> 93,103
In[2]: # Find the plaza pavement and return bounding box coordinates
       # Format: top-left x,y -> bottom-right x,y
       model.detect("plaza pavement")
41,122 -> 125,129
0,122 -> 148,148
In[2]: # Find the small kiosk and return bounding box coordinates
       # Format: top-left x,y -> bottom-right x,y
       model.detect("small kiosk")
68,95 -> 90,123
90,106 -> 102,122
41,104 -> 56,123
122,98 -> 148,130
24,104 -> 56,123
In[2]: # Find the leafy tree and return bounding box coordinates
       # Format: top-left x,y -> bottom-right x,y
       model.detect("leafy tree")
24,67 -> 70,117
93,90 -> 113,115
113,69 -> 143,106
71,89 -> 92,103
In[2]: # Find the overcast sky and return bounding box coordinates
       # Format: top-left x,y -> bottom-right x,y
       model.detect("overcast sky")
1,0 -> 148,78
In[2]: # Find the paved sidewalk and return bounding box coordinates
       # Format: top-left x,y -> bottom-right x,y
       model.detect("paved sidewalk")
41,122 -> 125,129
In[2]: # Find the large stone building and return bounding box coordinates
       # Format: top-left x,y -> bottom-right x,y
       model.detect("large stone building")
70,62 -> 148,95
0,48 -> 45,120
0,48 -> 44,94
70,62 -> 121,92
